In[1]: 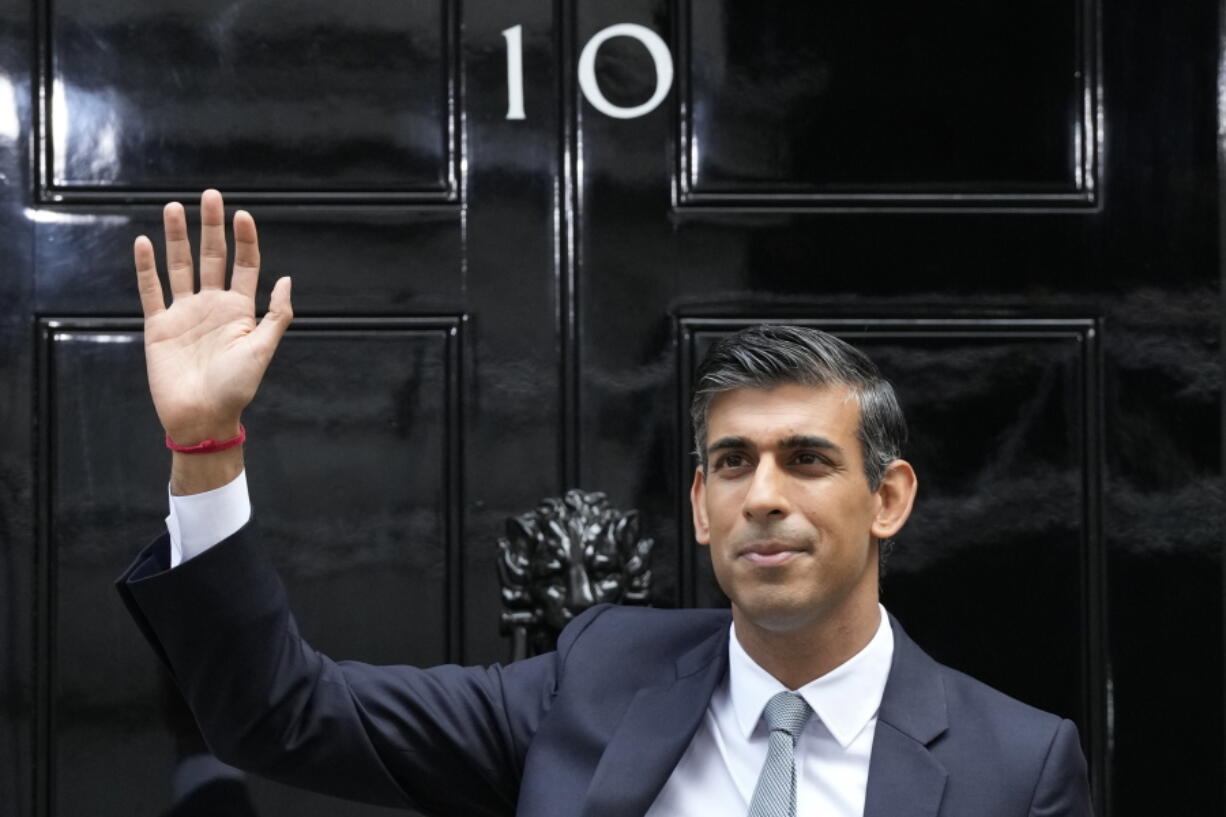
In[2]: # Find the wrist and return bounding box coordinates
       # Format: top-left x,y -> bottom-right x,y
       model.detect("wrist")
165,419 -> 243,448
170,447 -> 245,496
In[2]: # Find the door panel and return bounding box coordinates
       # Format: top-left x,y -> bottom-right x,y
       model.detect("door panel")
682,320 -> 1099,733
45,0 -> 455,199
681,0 -> 1093,201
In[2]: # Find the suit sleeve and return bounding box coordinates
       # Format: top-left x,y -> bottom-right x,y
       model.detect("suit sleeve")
116,521 -> 561,817
1028,718 -> 1094,817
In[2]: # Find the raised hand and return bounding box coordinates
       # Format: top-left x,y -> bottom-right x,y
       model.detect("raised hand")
134,189 -> 293,449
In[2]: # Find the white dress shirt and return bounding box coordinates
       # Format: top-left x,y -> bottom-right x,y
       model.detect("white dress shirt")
167,471 -> 894,816
646,606 -> 894,817
165,469 -> 251,568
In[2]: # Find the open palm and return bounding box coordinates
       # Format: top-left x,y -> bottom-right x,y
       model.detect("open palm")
135,190 -> 293,445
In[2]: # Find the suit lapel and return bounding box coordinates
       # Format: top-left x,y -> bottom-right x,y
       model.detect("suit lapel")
863,614 -> 949,817
579,613 -> 950,817
580,625 -> 728,817
863,721 -> 948,817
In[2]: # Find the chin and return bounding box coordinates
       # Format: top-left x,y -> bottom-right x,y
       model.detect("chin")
733,593 -> 821,634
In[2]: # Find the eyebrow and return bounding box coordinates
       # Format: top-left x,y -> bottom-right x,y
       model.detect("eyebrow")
706,435 -> 844,457
707,436 -> 751,456
779,435 -> 843,455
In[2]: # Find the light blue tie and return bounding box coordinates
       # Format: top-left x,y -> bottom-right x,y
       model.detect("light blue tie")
747,691 -> 813,817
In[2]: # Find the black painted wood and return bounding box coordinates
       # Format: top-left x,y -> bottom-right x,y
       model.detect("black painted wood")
678,0 -> 1098,206
0,0 -> 1219,814
573,2 -> 1221,816
40,303 -> 464,817
40,0 -> 458,201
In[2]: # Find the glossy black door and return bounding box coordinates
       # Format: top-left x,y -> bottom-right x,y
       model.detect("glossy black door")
570,1 -> 1220,815
0,0 -> 1220,815
12,1 -> 568,815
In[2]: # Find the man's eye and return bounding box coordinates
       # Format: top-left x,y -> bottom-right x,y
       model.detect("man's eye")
793,451 -> 828,467
715,453 -> 747,470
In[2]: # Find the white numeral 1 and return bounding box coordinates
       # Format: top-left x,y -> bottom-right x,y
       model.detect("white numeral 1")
502,25 -> 526,120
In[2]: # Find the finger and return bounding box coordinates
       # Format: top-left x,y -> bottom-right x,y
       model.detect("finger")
133,235 -> 166,318
162,201 -> 194,300
230,210 -> 261,298
251,276 -> 294,357
198,189 -> 227,290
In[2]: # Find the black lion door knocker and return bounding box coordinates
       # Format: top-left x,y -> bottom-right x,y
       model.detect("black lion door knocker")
497,490 -> 654,659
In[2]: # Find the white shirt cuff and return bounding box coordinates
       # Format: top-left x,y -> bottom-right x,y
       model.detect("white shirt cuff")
166,469 -> 252,568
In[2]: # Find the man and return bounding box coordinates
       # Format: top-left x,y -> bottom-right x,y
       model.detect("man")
119,191 -> 1093,816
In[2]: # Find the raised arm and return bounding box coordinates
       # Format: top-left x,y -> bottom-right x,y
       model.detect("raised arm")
124,194 -> 551,813
134,189 -> 293,494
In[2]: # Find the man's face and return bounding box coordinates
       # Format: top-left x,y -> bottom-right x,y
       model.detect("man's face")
691,383 -> 886,634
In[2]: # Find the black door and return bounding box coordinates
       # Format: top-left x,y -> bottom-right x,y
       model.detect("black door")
0,0 -> 1220,815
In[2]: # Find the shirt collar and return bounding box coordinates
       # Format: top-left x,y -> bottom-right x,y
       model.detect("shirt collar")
727,604 -> 895,749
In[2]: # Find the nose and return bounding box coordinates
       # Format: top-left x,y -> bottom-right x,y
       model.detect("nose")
743,457 -> 791,522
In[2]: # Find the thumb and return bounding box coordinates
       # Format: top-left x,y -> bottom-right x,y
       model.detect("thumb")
251,276 -> 293,356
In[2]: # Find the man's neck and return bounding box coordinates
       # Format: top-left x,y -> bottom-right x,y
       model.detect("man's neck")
731,600 -> 882,690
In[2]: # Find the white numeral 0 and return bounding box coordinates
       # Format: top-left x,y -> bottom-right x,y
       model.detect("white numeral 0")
502,23 -> 674,121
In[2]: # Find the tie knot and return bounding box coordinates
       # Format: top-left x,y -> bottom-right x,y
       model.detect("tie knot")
762,691 -> 812,737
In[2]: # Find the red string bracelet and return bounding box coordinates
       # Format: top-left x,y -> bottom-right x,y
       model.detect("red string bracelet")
165,424 -> 247,454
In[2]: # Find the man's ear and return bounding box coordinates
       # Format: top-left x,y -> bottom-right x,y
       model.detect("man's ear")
690,466 -> 711,545
870,459 -> 918,540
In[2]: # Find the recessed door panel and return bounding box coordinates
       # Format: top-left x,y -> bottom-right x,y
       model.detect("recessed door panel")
44,0 -> 455,199
45,322 -> 458,816
679,0 -> 1093,205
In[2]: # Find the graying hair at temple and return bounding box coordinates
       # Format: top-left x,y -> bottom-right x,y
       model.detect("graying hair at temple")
690,325 -> 907,491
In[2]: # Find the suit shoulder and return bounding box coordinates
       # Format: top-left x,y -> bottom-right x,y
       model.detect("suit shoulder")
940,663 -> 1063,722
556,605 -> 729,666
936,661 -> 1068,753
924,661 -> 1089,812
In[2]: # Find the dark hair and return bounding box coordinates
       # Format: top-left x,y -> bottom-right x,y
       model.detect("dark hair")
691,325 -> 907,489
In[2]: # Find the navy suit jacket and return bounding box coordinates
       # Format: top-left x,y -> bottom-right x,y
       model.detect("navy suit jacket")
118,523 -> 1093,817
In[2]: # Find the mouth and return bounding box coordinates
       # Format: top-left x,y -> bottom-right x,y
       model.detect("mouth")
737,541 -> 807,567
